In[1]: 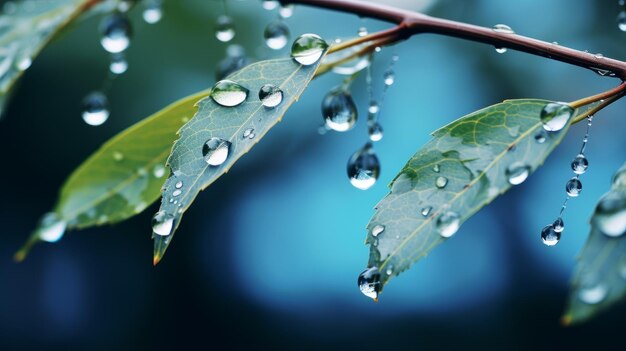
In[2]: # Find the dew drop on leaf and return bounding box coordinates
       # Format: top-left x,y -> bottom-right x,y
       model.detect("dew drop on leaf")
505,162 -> 530,185
264,21 -> 289,50
210,80 -> 249,107
242,128 -> 255,139
436,211 -> 460,238
100,12 -> 132,54
215,15 -> 235,42
386,265 -> 394,276
435,176 -> 448,189
175,181 -> 183,189
152,211 -> 174,236
321,88 -> 357,132
578,285 -> 607,304
347,143 -> 380,190
38,212 -> 66,243
571,154 -> 589,174
358,266 -> 381,301
291,33 -> 328,65
202,137 -> 231,166
541,224 -> 560,246
258,84 -> 283,108
432,164 -> 440,173
593,192 -> 626,237
540,102 -> 574,132
82,92 -> 109,126
421,206 -> 432,217
371,224 -> 385,237
172,189 -> 182,196
566,177 -> 583,197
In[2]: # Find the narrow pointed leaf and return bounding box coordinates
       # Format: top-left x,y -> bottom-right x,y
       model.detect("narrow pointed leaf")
0,0 -> 94,117
15,90 -> 209,261
563,163 -> 626,325
152,54 -> 327,265
364,99 -> 578,297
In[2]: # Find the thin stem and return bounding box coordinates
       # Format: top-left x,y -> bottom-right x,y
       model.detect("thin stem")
569,82 -> 626,109
571,93 -> 623,124
327,25 -> 405,54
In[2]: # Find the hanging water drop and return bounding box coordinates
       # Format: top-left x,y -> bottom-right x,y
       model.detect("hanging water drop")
100,12 -> 132,54
368,123 -> 383,142
322,88 -> 358,132
541,224 -> 560,246
385,266 -> 394,276
38,212 -> 66,243
262,0 -> 279,10
495,47 -> 507,54
505,162 -> 530,185
571,154 -> 589,174
109,53 -> 128,74
435,176 -> 448,189
215,15 -> 235,42
593,192 -> 626,237
258,84 -> 283,108
203,137 -> 231,166
436,211 -> 460,238
264,21 -> 290,50
291,33 -> 328,65
152,211 -> 174,236
210,80 -> 249,107
619,11 -> 626,31
553,217 -> 564,233
357,266 -> 381,301
371,224 -> 385,237
347,143 -> 380,190
421,206 -> 432,217
368,102 -> 379,114
82,91 -> 110,126
540,102 -> 574,132
358,27 -> 368,37
383,70 -> 395,86
566,177 -> 583,197
492,24 -> 515,34
143,0 -> 162,24
578,285 -> 607,304
279,5 -> 294,18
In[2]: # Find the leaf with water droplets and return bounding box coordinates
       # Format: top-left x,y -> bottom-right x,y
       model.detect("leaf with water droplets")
153,53 -> 327,265
563,163 -> 626,325
0,0 -> 97,118
363,99 -> 578,300
15,89 -> 209,261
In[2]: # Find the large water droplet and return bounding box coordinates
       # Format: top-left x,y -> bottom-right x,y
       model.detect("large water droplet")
347,143 -> 380,190
578,285 -> 607,304
566,177 -> 583,197
571,154 -> 589,174
358,267 -> 381,301
505,162 -> 530,185
435,176 -> 448,189
291,33 -> 328,65
82,92 -> 110,126
368,123 -> 383,142
322,88 -> 357,132
593,193 -> 626,237
203,137 -> 231,166
109,53 -> 128,74
619,11 -> 626,31
264,21 -> 289,50
100,12 -> 132,53
211,80 -> 249,107
492,24 -> 515,34
371,224 -> 385,237
258,84 -> 283,108
540,102 -> 574,132
38,212 -> 66,242
553,217 -> 564,233
436,211 -> 460,238
215,15 -> 235,42
541,224 -> 560,246
152,211 -> 174,236
143,0 -> 162,24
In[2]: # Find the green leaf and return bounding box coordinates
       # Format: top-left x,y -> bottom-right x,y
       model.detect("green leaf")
15,89 -> 210,261
152,54 -> 327,265
562,163 -> 626,325
0,0 -> 93,117
363,99 -> 578,298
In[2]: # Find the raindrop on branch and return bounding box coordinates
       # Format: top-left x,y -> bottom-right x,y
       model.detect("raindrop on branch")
492,24 -> 515,34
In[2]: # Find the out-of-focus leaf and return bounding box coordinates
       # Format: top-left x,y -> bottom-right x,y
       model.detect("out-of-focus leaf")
152,54 -> 327,265
15,89 -> 209,261
362,99 -> 578,299
563,163 -> 626,325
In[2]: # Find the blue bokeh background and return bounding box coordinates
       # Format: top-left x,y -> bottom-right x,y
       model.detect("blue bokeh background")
1,0 -> 625,349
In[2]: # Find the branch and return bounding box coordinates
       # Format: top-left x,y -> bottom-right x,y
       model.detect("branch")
283,0 -> 626,79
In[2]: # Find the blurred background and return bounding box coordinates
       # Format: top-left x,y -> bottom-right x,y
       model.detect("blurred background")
1,0 -> 625,349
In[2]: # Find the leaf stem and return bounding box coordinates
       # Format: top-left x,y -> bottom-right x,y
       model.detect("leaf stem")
569,82 -> 626,109
571,92 -> 624,125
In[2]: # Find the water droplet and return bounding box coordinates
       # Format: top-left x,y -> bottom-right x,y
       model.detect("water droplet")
566,177 -> 583,197
534,131 -> 547,143
242,128 -> 255,139
211,80 -> 249,107
291,33 -> 328,65
358,27 -> 368,37
109,53 -> 128,74
385,266 -> 393,276
215,15 -> 235,42
571,154 -> 589,175
142,0 -> 162,24
435,176 -> 448,189
495,47 -> 507,54
38,212 -> 66,242
262,0 -> 279,10
374,46 -> 381,52
264,21 -> 289,50
175,181 -> 183,189
357,267 -> 380,301
82,92 -> 109,126
112,151 -> 124,161
421,206 -> 432,217
258,84 -> 283,108
16,55 -> 31,71
593,192 -> 626,237
153,164 -> 166,178
152,211 -> 174,236
322,88 -> 358,132
215,45 -> 251,81
436,211 -> 460,238
203,137 -> 231,166
540,102 -> 574,132
553,217 -> 564,233
368,102 -> 379,114
578,285 -> 607,304
368,123 -> 383,142
279,5 -> 294,18
492,24 -> 515,34
383,70 -> 395,86
541,224 -> 560,246
172,189 -> 182,197
432,164 -> 440,173
371,224 -> 385,237
100,12 -> 132,54
505,162 -> 530,185
618,11 -> 626,31
594,53 -> 604,59
347,143 -> 380,190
